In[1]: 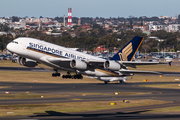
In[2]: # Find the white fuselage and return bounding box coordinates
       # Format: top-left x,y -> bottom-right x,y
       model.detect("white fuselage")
7,37 -> 124,79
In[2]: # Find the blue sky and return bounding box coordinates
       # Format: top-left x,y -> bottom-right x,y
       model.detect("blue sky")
0,0 -> 180,18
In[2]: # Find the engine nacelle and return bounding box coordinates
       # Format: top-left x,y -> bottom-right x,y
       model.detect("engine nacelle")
70,60 -> 87,70
104,61 -> 121,71
17,57 -> 37,67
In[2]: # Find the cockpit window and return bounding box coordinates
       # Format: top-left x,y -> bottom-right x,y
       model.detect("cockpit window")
11,41 -> 18,44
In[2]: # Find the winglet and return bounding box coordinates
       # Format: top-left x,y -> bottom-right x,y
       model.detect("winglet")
110,36 -> 144,61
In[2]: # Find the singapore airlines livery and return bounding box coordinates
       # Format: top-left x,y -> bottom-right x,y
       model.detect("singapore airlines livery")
7,36 -> 168,84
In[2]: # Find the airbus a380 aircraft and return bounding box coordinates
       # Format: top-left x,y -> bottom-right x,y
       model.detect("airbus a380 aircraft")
7,36 -> 168,84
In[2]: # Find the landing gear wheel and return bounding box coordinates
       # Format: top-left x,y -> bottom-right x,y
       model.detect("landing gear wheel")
57,73 -> 60,76
52,73 -> 56,77
62,75 -> 65,79
104,82 -> 108,84
52,69 -> 60,77
62,73 -> 83,79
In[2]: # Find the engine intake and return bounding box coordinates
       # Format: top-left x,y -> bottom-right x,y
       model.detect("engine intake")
70,60 -> 87,70
104,61 -> 121,71
17,57 -> 37,67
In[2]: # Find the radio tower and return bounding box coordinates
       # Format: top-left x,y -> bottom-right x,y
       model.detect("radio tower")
68,8 -> 72,26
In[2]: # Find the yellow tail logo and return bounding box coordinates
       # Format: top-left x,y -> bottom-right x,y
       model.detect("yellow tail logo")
118,42 -> 133,61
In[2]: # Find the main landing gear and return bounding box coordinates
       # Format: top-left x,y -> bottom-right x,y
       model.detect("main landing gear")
104,81 -> 108,84
62,72 -> 83,79
52,69 -> 61,77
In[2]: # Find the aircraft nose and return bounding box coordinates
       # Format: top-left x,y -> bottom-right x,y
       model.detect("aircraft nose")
6,43 -> 13,53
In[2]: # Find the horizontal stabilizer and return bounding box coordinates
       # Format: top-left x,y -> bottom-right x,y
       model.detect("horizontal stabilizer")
118,61 -> 170,68
120,69 -> 162,76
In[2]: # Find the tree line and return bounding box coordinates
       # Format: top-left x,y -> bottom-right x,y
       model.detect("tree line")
1,24 -> 180,53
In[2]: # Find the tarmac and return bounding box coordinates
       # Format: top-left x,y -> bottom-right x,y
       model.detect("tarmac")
0,81 -> 180,120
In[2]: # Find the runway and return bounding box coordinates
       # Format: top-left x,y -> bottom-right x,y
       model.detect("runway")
0,66 -> 180,119
1,82 -> 180,120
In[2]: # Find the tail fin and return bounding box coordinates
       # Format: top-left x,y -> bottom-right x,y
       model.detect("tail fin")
110,36 -> 144,61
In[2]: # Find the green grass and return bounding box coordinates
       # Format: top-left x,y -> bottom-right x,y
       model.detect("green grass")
0,99 -> 169,117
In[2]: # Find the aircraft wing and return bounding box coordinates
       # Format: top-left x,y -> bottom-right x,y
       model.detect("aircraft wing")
46,57 -> 170,69
86,59 -> 106,68
119,69 -> 162,76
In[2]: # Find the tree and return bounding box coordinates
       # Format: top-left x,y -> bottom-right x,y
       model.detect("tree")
12,16 -> 19,22
0,35 -> 13,51
79,32 -> 87,37
0,24 -> 10,32
141,45 -> 150,53
97,35 -> 119,52
175,44 -> 180,51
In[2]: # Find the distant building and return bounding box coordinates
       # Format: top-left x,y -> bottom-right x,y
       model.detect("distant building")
168,24 -> 180,32
0,32 -> 7,35
78,17 -> 81,26
82,24 -> 91,29
19,19 -> 26,28
0,18 -> 12,23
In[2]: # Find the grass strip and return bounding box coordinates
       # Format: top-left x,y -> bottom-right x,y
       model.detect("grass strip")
0,99 -> 169,117
128,75 -> 180,83
139,84 -> 180,89
0,93 -> 67,99
146,106 -> 180,113
0,86 -> 11,89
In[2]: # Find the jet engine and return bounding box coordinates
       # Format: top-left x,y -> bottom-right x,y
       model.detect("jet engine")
70,60 -> 87,70
104,61 -> 121,71
17,57 -> 38,67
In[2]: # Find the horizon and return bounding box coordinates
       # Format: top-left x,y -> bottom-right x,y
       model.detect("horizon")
0,15 -> 178,19
0,0 -> 179,18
